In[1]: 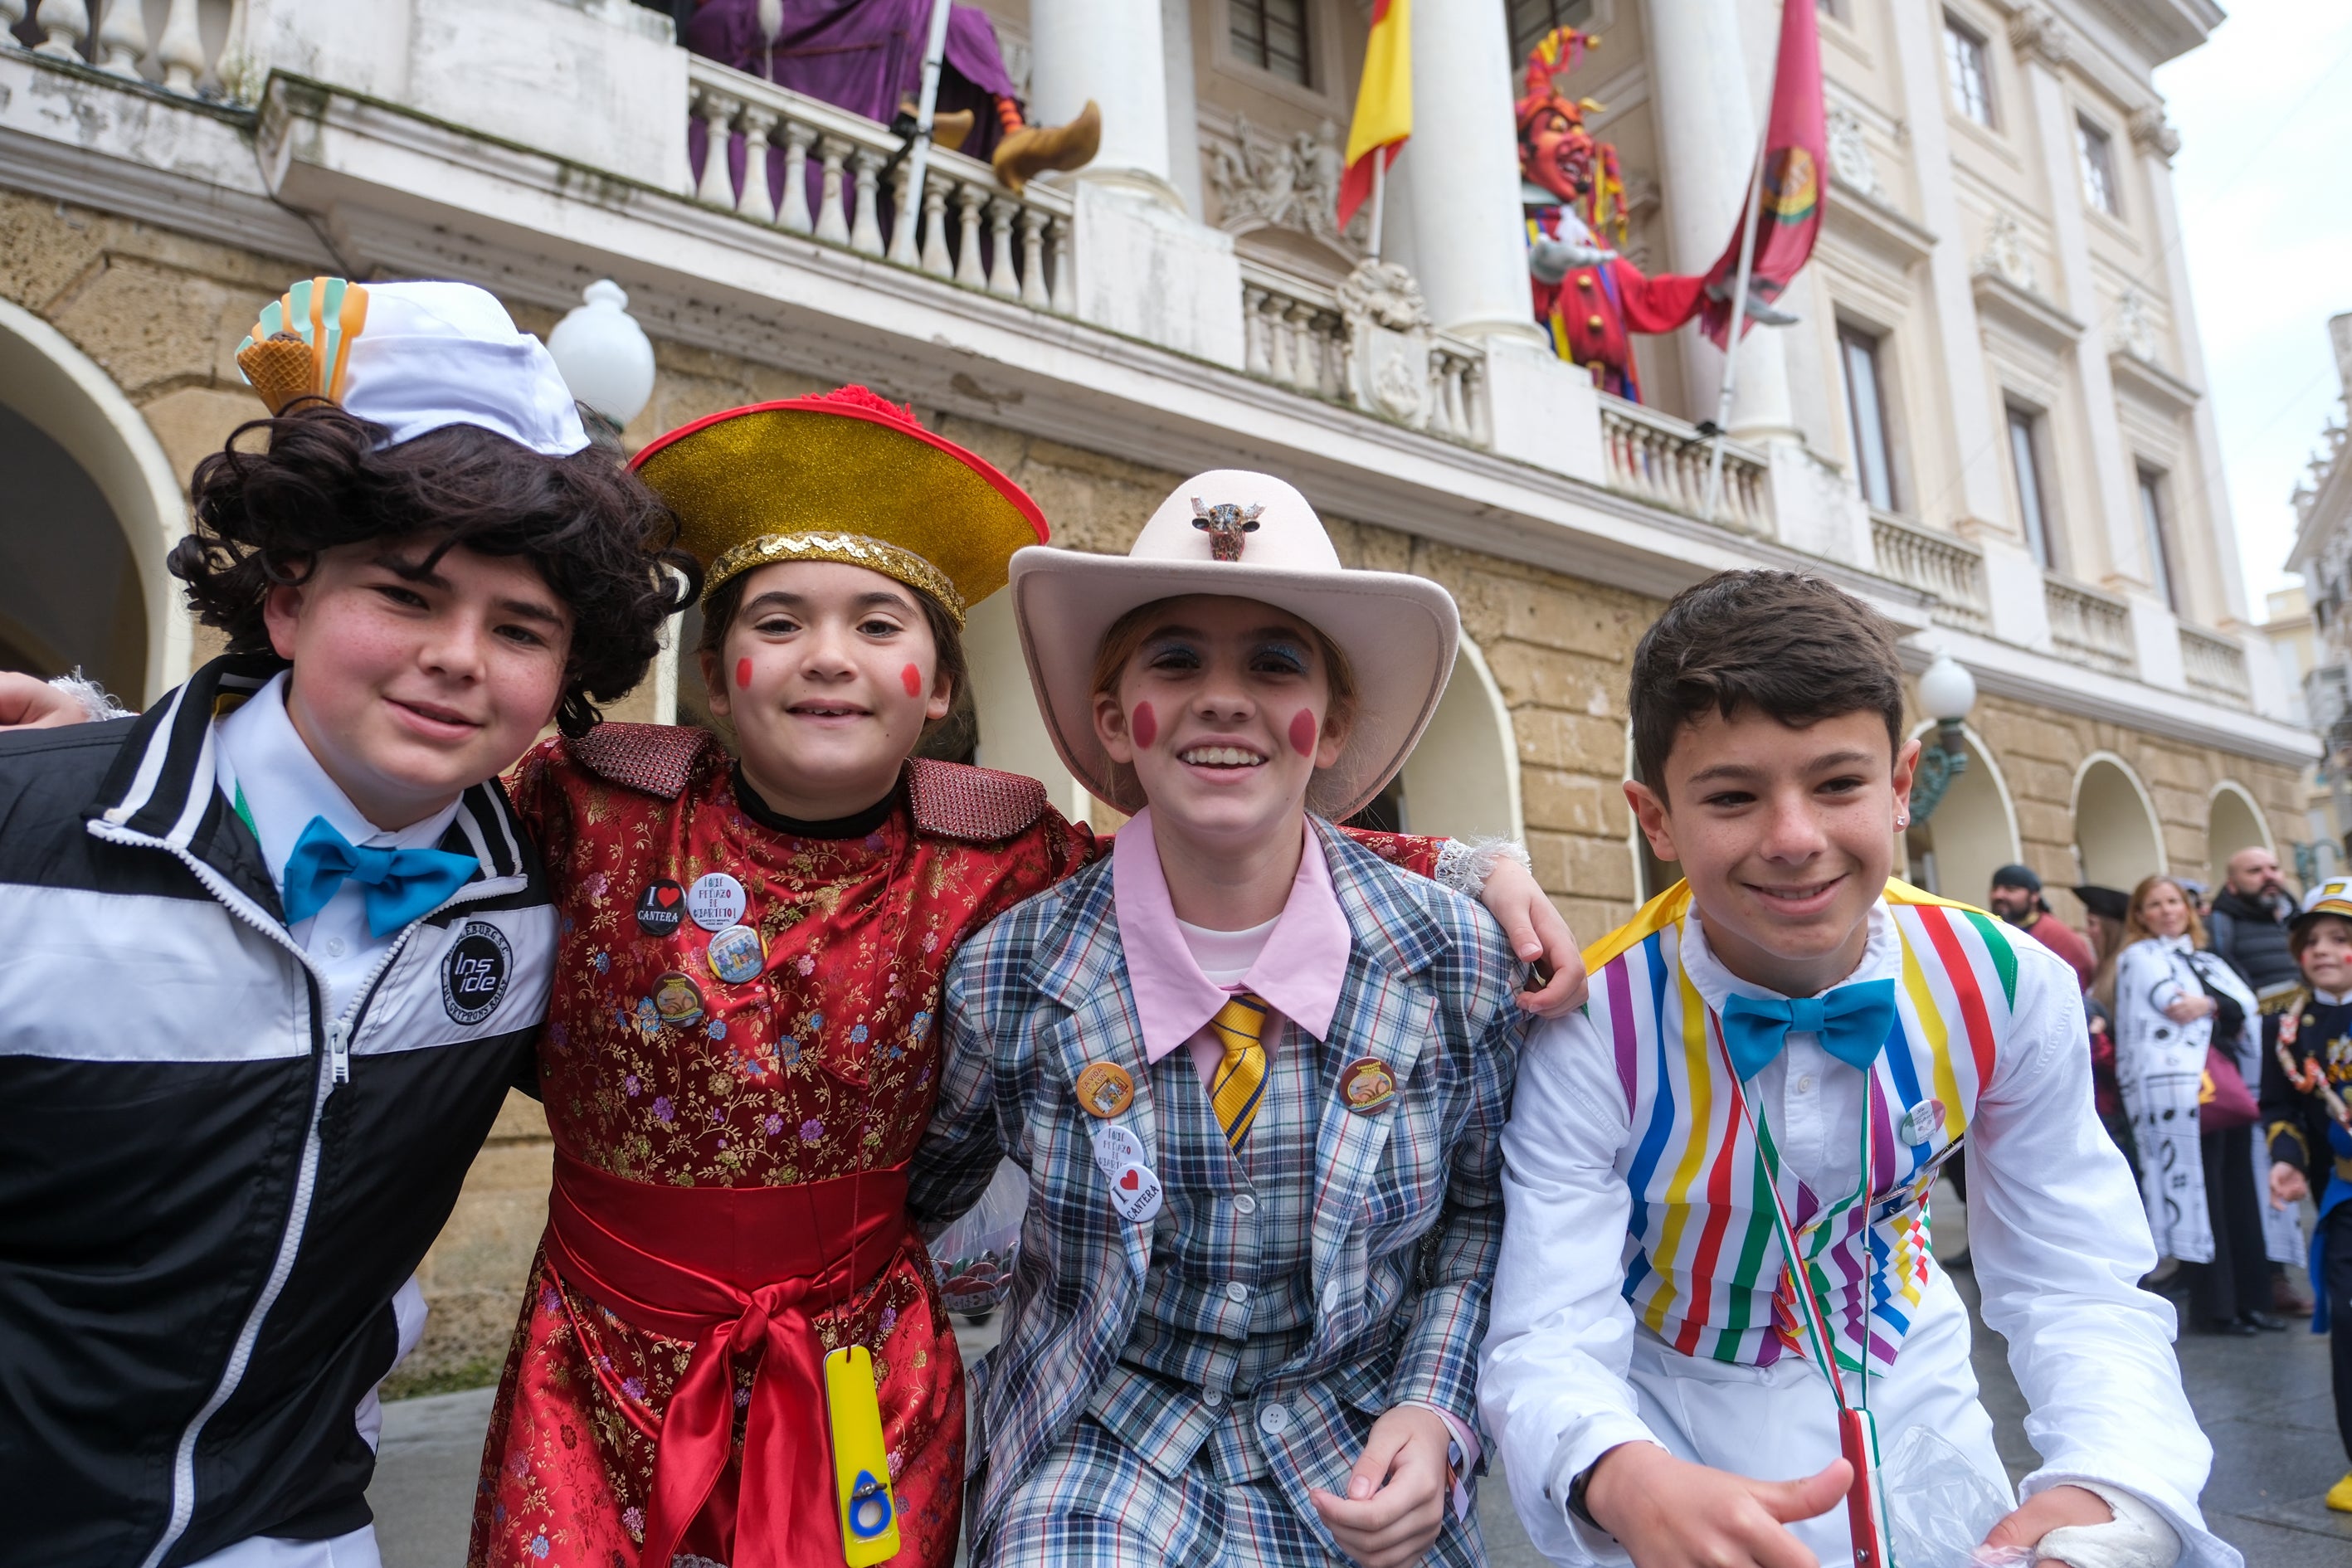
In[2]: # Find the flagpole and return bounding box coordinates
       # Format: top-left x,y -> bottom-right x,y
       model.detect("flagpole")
1366,152 -> 1387,263
889,0 -> 957,267
1702,136 -> 1769,525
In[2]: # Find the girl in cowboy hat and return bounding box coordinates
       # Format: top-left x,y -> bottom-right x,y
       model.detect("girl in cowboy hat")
468,398 -> 1583,1568
914,471 -> 1523,1568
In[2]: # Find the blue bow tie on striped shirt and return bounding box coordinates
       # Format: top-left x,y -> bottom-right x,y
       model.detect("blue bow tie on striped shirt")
1718,979 -> 1898,1080
282,815 -> 478,937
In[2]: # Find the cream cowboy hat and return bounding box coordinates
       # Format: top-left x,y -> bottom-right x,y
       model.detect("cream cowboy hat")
1009,470 -> 1459,820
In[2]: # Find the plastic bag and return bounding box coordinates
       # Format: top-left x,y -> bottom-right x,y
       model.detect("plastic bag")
1880,1422 -> 2017,1568
926,1160 -> 1029,1316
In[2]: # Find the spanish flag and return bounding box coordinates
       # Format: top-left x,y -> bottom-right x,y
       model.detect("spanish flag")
1337,0 -> 1410,231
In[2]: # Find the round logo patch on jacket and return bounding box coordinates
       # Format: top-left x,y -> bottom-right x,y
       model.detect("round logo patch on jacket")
441,920 -> 513,1025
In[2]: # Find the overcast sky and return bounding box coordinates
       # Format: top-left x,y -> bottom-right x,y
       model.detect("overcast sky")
2154,1 -> 2352,616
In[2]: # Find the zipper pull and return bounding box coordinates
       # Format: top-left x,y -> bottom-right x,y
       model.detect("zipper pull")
328,1020 -> 351,1084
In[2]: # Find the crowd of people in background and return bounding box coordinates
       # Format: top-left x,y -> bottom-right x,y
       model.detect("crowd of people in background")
1990,848 -> 2352,1514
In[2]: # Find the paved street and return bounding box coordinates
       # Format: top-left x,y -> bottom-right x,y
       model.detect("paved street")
374,1193 -> 2349,1566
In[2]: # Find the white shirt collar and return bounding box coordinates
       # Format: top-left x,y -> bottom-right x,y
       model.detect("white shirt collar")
213,672 -> 464,894
1679,898 -> 1901,1017
2313,986 -> 2352,1007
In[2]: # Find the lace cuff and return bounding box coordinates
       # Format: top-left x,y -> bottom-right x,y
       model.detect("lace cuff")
50,670 -> 131,723
1433,835 -> 1532,899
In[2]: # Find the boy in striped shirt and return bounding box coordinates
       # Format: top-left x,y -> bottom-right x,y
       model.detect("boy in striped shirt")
1479,572 -> 2232,1568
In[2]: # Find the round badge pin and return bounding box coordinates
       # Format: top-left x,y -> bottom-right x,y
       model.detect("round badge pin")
706,923 -> 767,986
1340,1056 -> 1396,1114
1899,1098 -> 1945,1147
1074,1061 -> 1136,1118
686,872 -> 748,933
651,971 -> 704,1028
635,879 -> 686,937
1108,1160 -> 1164,1224
1092,1124 -> 1146,1176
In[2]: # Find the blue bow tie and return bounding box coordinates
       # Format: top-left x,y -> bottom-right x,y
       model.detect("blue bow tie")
1718,979 -> 1898,1080
282,815 -> 479,937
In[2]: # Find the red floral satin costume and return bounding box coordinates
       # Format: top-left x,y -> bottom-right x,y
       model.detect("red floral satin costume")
469,726 -> 1440,1568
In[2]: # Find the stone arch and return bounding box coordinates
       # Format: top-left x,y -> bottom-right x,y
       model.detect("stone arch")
0,298 -> 190,702
1901,723 -> 2022,904
1395,636 -> 1522,841
2072,752 -> 2166,889
2205,781 -> 2272,882
964,587 -> 1092,821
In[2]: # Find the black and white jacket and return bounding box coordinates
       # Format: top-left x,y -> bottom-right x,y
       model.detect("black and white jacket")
0,655 -> 556,1566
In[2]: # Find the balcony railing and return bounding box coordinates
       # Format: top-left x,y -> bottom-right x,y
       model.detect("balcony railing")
1870,512 -> 1989,631
1234,259 -> 1491,446
2179,624 -> 2252,708
685,59 -> 1074,312
8,0 -> 249,100
2045,577 -> 2135,676
1597,394 -> 1771,531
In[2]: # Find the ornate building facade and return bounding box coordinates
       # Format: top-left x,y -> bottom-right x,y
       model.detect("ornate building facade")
0,0 -> 2311,1381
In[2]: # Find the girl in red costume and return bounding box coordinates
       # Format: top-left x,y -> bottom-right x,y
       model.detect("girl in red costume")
467,387 -> 1584,1568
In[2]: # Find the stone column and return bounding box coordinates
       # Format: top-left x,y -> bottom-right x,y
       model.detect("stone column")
2010,8 -> 2144,589
1162,0 -> 1204,217
2134,105 -> 2250,627
1026,0 -> 1177,206
1395,0 -> 1542,346
1882,0 -> 2011,533
1643,0 -> 1794,436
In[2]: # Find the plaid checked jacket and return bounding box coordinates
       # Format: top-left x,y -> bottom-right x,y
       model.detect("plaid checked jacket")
911,821 -> 1523,1558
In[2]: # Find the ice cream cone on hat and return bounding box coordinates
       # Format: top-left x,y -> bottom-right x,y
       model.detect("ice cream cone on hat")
1010,470 -> 1457,819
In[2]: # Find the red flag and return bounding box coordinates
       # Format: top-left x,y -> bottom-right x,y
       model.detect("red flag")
1700,0 -> 1825,348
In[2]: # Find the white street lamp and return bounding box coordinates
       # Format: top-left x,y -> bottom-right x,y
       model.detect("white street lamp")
547,280 -> 656,441
1911,651 -> 1978,825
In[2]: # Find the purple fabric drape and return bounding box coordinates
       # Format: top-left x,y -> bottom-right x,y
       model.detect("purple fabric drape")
685,0 -> 1021,222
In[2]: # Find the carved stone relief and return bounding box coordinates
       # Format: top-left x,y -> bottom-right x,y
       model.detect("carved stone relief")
1826,105 -> 1884,201
2007,7 -> 2070,68
2127,105 -> 2180,162
1334,260 -> 1436,427
1205,114 -> 1365,256
2115,289 -> 2159,363
1974,212 -> 2038,293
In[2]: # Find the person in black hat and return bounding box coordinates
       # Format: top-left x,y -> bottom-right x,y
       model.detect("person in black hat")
1989,863 -> 2096,988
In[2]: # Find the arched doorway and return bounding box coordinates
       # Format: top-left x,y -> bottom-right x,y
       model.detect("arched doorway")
2073,753 -> 2166,890
1900,726 -> 2020,905
1392,640 -> 1522,840
2206,782 -> 2272,884
0,299 -> 189,701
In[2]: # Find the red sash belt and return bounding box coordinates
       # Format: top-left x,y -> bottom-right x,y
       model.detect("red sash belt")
543,1151 -> 911,1568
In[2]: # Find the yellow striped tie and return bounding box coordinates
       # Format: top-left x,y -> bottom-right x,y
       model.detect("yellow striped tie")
1208,993 -> 1270,1151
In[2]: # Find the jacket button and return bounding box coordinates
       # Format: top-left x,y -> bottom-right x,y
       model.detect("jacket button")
1259,1403 -> 1293,1434
1232,1192 -> 1257,1215
1204,1387 -> 1225,1408
1587,314 -> 1605,330
1322,1279 -> 1345,1312
1227,1280 -> 1250,1303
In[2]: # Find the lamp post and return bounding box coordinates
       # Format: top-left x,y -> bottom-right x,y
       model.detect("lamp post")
546,280 -> 656,448
1909,652 -> 1977,825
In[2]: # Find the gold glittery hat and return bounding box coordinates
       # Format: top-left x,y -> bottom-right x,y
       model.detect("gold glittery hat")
629,387 -> 1049,624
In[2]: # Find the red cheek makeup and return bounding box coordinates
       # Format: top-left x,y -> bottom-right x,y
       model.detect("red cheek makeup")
1131,702 -> 1158,747
734,657 -> 752,689
901,663 -> 923,698
1288,709 -> 1317,757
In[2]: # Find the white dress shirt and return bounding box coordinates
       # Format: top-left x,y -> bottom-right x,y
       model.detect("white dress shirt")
1479,899 -> 2235,1568
213,673 -> 464,1020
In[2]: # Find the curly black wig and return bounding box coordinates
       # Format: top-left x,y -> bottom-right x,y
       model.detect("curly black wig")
170,403 -> 701,737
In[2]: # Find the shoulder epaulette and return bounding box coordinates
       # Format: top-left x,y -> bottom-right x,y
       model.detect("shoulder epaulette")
566,723 -> 714,800
1583,879 -> 1693,971
906,757 -> 1049,844
1883,877 -> 1995,917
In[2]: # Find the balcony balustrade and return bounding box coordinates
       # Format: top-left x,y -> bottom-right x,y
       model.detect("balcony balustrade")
2178,624 -> 2252,708
1597,393 -> 1771,531
1870,513 -> 1990,632
2044,577 -> 2137,676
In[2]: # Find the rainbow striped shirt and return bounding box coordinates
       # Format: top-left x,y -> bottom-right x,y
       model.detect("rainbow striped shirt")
1585,880 -> 2021,1374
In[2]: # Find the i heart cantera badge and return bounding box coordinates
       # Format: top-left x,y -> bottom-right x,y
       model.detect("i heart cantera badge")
1108,1160 -> 1163,1223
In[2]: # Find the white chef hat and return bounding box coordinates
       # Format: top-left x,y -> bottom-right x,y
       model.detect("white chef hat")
234,277 -> 587,457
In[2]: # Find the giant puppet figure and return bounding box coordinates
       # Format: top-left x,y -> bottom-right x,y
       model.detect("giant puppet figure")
1517,29 -> 1790,404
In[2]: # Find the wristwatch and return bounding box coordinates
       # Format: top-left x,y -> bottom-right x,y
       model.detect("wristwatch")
1564,1461 -> 1602,1529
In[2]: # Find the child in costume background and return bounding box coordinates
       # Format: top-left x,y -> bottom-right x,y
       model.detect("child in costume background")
0,278 -> 691,1568
914,471 -> 1523,1568
1481,571 -> 2233,1568
467,395 -> 1586,1568
2259,879 -> 2352,1514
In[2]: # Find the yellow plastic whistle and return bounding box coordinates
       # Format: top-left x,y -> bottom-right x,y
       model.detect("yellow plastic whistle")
823,1344 -> 901,1566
